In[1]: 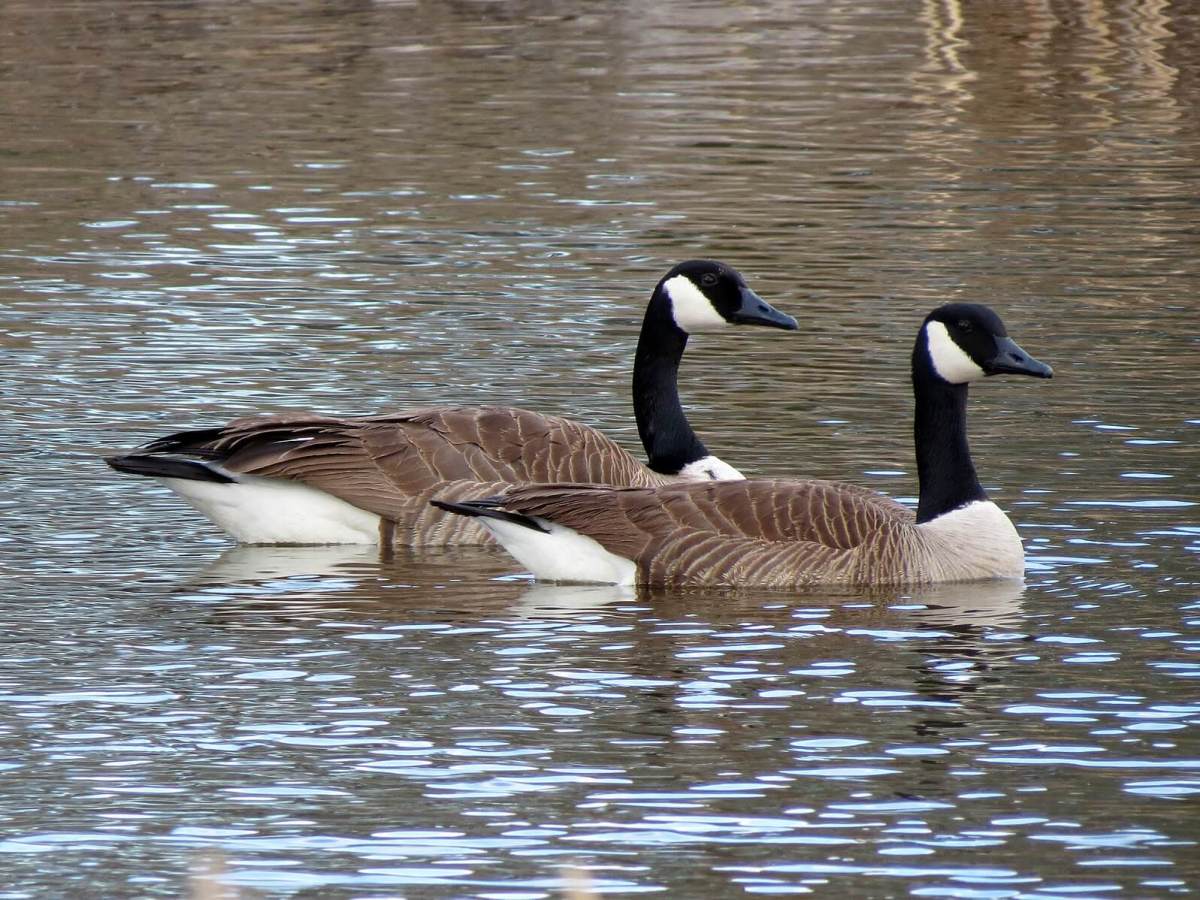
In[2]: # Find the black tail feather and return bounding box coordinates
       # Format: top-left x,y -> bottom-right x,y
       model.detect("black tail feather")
141,427 -> 229,457
105,454 -> 236,484
430,498 -> 548,533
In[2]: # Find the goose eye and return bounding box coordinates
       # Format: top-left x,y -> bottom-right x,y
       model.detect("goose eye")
957,319 -> 973,333
700,273 -> 718,287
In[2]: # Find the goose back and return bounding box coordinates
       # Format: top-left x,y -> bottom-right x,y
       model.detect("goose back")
482,479 -> 939,587
141,406 -> 674,545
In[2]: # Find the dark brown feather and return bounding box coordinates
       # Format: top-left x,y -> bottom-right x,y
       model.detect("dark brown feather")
133,406 -> 671,545
488,479 -> 918,586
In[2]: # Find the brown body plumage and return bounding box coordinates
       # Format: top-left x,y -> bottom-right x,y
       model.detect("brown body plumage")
453,479 -> 939,586
141,406 -> 675,545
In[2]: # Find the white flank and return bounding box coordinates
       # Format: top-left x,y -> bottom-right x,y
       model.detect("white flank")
677,454 -> 745,481
159,475 -> 382,544
925,321 -> 985,383
479,517 -> 637,585
664,274 -> 728,332
917,500 -> 1025,580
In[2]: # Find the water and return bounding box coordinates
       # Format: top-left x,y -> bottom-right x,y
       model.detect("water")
1,0 -> 1198,896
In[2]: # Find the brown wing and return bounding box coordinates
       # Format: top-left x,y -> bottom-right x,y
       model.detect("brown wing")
501,478 -> 911,545
495,479 -> 916,586
137,406 -> 665,542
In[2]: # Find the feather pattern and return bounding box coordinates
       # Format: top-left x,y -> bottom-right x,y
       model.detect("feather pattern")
477,479 -> 933,587
133,406 -> 676,545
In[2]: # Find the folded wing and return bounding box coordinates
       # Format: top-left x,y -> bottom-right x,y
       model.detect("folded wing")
488,479 -> 915,586
132,406 -> 666,543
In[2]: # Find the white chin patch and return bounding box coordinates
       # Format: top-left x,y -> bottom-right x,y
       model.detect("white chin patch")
677,455 -> 745,481
664,275 -> 728,333
925,321 -> 985,384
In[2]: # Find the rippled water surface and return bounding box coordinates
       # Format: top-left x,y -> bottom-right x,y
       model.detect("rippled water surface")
2,1 -> 1198,897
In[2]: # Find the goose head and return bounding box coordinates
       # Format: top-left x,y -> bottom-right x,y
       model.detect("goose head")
918,303 -> 1053,384
656,260 -> 798,334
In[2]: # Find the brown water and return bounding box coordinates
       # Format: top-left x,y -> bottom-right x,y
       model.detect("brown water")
1,1 -> 1198,897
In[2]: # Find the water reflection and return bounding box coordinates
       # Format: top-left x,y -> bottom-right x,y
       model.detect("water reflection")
184,547 -> 1027,630
899,577 -> 1026,627
193,544 -> 392,586
185,545 -> 637,620
513,583 -> 637,617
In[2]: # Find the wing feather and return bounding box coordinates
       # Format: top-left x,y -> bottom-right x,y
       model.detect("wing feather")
127,406 -> 668,544
493,479 -> 917,585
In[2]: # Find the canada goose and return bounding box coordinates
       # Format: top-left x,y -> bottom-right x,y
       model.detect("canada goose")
431,303 -> 1053,586
105,260 -> 797,545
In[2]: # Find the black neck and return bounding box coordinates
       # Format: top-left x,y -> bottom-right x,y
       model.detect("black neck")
912,344 -> 987,523
633,290 -> 709,474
